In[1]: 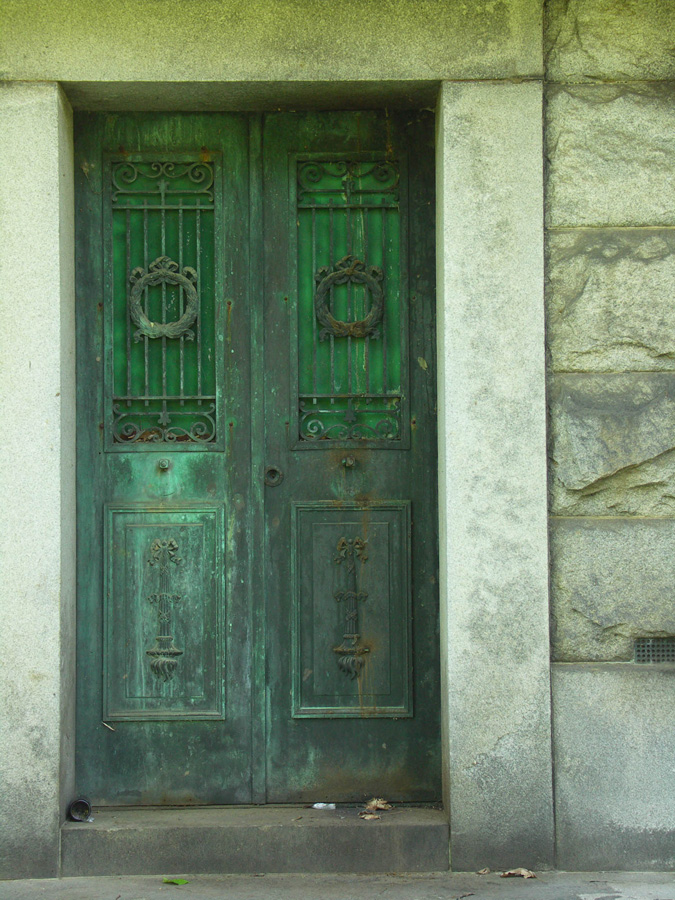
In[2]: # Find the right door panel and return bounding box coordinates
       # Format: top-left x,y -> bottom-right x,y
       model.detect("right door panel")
263,111 -> 440,802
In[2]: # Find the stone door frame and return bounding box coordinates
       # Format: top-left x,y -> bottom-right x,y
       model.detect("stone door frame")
0,78 -> 552,876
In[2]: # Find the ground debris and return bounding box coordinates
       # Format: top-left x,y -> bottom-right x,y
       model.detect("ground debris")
359,797 -> 393,820
364,797 -> 393,811
500,867 -> 536,879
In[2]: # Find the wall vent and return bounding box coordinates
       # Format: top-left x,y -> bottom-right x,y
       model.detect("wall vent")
634,637 -> 675,663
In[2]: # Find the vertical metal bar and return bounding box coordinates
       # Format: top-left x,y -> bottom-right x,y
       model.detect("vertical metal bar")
311,207 -> 317,396
364,209 -> 370,395
196,200 -> 202,404
329,201 -> 334,402
161,199 -> 167,425
179,200 -> 184,405
143,200 -> 149,405
346,204 -> 352,419
398,202 -> 404,413
381,199 -> 387,392
125,207 -> 131,406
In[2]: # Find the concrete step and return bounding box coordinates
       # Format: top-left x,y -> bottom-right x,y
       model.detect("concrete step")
61,806 -> 449,876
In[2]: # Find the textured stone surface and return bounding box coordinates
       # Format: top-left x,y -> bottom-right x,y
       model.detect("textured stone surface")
0,83 -> 76,879
553,664 -> 675,870
546,0 -> 675,83
5,872 -> 675,900
550,519 -> 675,661
437,82 -> 553,871
0,0 -> 543,83
546,85 -> 675,227
552,446 -> 675,517
61,807 -> 448,876
547,229 -> 675,373
549,373 -> 675,516
6,872 -> 675,900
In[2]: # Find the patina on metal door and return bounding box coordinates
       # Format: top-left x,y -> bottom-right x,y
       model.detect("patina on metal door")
76,111 -> 439,805
76,114 -> 254,804
262,112 -> 439,801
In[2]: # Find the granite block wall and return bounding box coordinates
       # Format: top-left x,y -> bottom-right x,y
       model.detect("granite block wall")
545,0 -> 675,869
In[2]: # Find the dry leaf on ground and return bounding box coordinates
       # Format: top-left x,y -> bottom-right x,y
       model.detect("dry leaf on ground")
365,797 -> 392,811
500,868 -> 536,879
359,811 -> 381,820
477,868 -> 491,875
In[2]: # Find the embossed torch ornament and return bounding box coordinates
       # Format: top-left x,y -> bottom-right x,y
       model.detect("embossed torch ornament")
333,536 -> 369,677
146,538 -> 183,682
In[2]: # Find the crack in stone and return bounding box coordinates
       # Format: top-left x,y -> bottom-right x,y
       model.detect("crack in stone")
559,445 -> 675,495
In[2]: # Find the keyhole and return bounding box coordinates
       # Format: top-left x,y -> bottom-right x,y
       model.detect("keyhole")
265,466 -> 284,486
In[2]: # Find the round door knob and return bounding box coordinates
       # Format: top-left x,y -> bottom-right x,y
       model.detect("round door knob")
341,456 -> 356,468
264,466 -> 284,487
158,458 -> 171,471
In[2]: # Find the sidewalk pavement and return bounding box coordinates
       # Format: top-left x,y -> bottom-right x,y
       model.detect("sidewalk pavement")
1,871 -> 674,900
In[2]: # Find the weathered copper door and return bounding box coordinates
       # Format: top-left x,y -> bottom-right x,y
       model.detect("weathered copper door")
262,113 -> 439,801
75,111 -> 439,805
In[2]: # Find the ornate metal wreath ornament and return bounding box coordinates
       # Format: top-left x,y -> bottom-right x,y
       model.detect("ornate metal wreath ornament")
314,255 -> 384,340
129,256 -> 199,341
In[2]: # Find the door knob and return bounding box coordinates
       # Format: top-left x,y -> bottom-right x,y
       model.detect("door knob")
264,466 -> 284,486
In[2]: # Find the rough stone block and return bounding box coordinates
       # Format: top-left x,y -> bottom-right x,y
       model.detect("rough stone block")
553,663 -> 675,870
546,0 -> 675,83
550,518 -> 675,661
549,373 -> 675,516
546,85 -> 675,227
547,229 -> 675,373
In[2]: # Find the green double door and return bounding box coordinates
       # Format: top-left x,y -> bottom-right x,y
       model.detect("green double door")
76,111 -> 439,805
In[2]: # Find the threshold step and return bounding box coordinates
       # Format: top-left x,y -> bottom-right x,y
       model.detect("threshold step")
61,806 -> 449,876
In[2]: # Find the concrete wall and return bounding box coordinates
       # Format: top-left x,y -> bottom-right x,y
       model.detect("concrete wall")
545,0 -> 675,871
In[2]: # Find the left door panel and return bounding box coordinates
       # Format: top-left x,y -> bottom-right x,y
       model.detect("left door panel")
75,114 -> 252,804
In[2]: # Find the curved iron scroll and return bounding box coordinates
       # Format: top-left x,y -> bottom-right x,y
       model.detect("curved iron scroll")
129,256 -> 198,341
314,255 -> 384,340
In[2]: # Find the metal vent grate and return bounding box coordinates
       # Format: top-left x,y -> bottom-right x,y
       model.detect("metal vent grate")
634,637 -> 675,663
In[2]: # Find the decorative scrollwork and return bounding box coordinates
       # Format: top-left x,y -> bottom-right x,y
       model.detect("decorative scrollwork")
297,160 -> 399,203
299,398 -> 400,442
129,256 -> 199,341
314,255 -> 384,340
333,536 -> 369,678
112,161 -> 214,201
112,402 -> 216,444
146,538 -> 183,683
